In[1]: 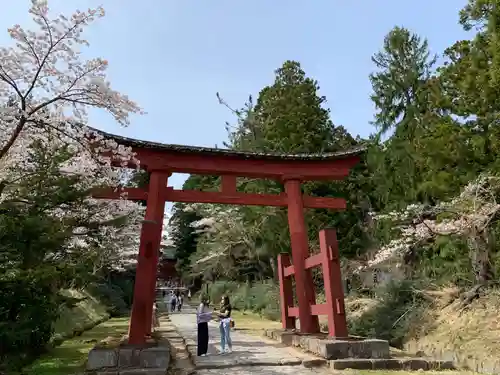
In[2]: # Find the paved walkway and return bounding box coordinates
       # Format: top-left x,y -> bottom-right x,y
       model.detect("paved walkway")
168,305 -> 329,375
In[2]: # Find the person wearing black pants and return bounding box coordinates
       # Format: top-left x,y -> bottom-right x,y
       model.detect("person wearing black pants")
197,321 -> 209,356
197,297 -> 211,356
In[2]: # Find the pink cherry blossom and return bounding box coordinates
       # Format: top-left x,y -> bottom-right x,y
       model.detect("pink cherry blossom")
0,1 -> 145,270
361,175 -> 500,272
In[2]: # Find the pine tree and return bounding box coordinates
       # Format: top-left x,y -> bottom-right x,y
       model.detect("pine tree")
228,60 -> 335,154
370,27 -> 436,137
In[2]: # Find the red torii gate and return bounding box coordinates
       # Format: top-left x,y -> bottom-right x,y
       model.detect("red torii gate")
92,129 -> 363,345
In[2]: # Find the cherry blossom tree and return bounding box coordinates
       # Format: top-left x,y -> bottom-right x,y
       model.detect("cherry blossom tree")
0,0 -> 141,160
366,174 -> 500,287
183,203 -> 275,279
0,0 -> 147,271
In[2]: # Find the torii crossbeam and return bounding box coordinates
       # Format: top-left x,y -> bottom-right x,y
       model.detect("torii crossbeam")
91,129 -> 364,344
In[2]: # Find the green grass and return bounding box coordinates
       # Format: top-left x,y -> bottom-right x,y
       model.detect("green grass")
24,317 -> 129,375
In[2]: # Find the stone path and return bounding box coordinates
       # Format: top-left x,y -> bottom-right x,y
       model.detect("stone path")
168,305 -> 330,375
195,366 -> 328,375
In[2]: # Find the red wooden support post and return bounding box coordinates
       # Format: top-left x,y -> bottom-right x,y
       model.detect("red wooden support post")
319,229 -> 348,338
221,175 -> 237,193
284,179 -> 320,334
128,171 -> 169,345
145,245 -> 161,335
277,253 -> 295,330
144,173 -> 170,334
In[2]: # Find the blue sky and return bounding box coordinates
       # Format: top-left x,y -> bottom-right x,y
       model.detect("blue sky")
1,0 -> 469,212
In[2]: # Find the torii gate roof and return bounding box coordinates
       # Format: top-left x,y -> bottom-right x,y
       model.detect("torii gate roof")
90,127 -> 365,181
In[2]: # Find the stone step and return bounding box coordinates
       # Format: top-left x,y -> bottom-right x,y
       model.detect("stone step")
120,370 -> 166,375
329,358 -> 455,371
95,369 -> 167,375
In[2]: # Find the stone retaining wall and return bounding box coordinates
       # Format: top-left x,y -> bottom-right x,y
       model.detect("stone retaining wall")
51,315 -> 111,348
405,341 -> 500,374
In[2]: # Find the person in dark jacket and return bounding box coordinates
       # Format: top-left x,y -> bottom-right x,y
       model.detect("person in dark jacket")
170,292 -> 177,312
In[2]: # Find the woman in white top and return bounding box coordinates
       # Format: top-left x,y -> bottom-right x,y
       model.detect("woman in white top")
196,296 -> 211,356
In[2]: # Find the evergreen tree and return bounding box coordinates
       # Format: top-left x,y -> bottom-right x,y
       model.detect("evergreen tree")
223,61 -> 369,262
370,27 -> 436,137
368,27 -> 459,208
228,60 -> 335,153
439,0 -> 500,170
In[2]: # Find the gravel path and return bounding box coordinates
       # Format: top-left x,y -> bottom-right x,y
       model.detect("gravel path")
167,305 -> 330,375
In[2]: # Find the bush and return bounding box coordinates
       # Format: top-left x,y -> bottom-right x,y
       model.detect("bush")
348,280 -> 428,348
0,278 -> 59,372
87,282 -> 129,317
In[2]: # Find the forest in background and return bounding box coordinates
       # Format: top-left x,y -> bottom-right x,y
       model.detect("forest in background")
169,0 -> 500,346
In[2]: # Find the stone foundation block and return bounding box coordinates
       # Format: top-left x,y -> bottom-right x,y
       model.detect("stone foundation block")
118,348 -> 141,368
264,329 -> 390,360
330,359 -> 374,370
319,338 -> 390,360
353,339 -> 390,359
304,337 -> 322,353
87,348 -> 118,370
139,347 -> 170,368
302,358 -> 328,368
266,329 -> 295,345
120,369 -> 169,375
318,340 -> 350,359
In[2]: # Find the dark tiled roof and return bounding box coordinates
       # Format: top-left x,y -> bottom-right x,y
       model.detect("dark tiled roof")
89,127 -> 366,161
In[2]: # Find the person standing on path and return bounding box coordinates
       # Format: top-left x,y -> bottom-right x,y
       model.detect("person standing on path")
164,290 -> 170,310
196,295 -> 212,357
217,295 -> 233,354
177,293 -> 183,312
152,301 -> 160,328
170,292 -> 177,313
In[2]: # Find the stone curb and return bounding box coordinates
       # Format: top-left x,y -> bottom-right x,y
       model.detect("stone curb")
405,342 -> 500,374
302,358 -> 328,368
157,316 -> 196,375
328,358 -> 455,371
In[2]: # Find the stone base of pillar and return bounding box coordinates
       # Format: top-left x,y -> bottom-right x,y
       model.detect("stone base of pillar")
264,329 -> 390,359
86,331 -> 170,374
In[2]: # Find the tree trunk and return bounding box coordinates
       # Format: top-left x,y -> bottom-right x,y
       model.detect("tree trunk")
469,231 -> 493,285
269,256 -> 277,281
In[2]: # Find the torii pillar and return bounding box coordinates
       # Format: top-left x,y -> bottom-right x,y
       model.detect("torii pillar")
128,171 -> 169,345
284,179 -> 320,333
